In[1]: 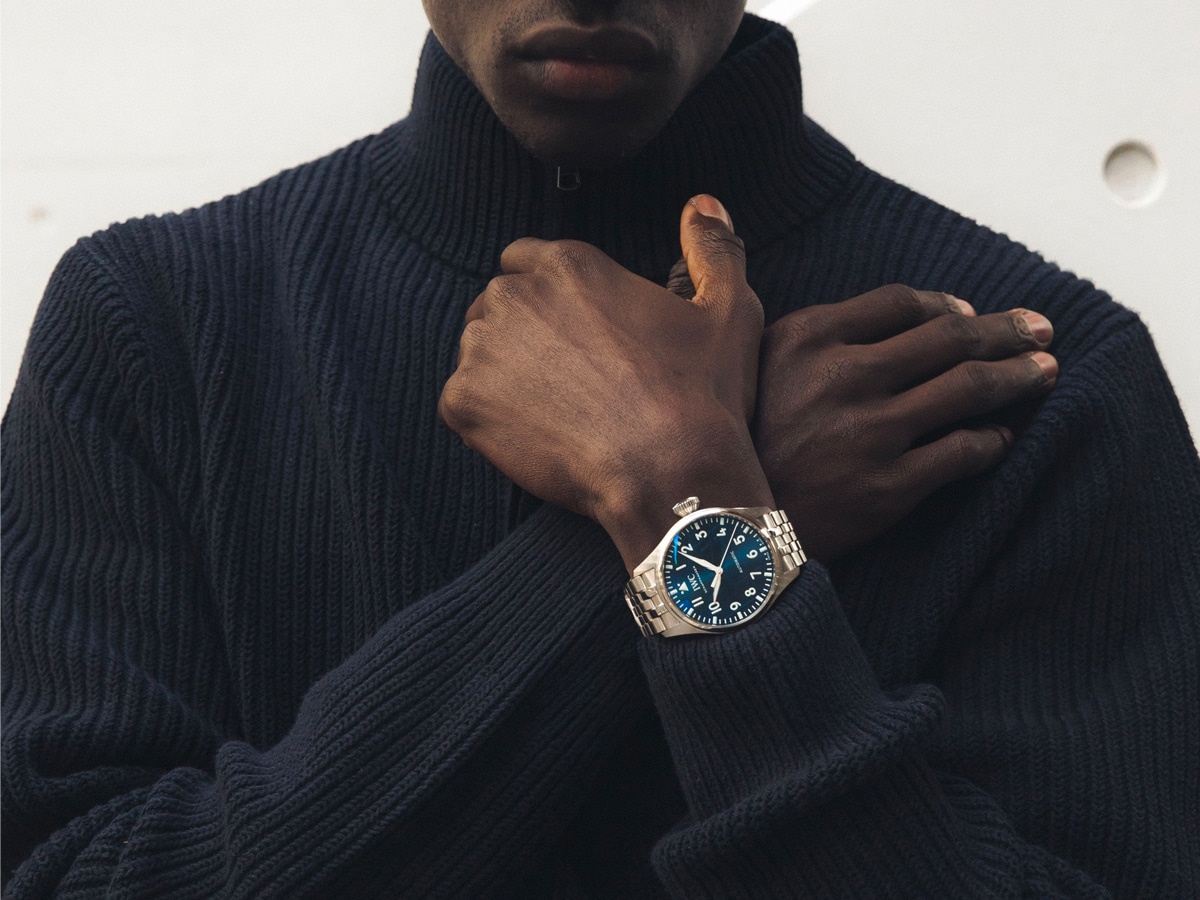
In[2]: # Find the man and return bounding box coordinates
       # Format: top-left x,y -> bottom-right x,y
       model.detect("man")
2,2 -> 1196,897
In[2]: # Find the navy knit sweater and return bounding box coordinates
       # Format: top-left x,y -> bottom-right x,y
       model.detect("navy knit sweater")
3,16 -> 1198,898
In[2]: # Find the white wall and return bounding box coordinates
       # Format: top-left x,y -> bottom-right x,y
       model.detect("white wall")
2,0 -> 428,402
4,1 -> 1198,428
754,0 -> 1200,428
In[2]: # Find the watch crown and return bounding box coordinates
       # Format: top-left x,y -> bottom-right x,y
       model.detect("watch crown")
672,496 -> 700,517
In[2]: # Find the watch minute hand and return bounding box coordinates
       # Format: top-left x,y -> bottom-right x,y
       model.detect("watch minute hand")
716,528 -> 738,570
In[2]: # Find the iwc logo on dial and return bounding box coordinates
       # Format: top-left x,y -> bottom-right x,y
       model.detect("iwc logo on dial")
660,513 -> 776,628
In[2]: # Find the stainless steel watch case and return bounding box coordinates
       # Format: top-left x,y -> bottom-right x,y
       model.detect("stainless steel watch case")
623,504 -> 806,638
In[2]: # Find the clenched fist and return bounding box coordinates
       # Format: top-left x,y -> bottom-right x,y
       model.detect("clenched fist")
440,196 -> 775,568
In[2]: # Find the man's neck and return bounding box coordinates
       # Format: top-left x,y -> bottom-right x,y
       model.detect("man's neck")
366,14 -> 856,280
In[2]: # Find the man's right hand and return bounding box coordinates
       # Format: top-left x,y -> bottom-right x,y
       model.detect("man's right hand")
440,196 -> 774,571
753,285 -> 1057,562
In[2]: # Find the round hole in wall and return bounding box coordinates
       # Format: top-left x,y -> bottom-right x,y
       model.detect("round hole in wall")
1103,141 -> 1165,208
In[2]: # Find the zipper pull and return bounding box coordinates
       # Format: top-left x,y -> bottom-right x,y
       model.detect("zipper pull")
556,166 -> 581,191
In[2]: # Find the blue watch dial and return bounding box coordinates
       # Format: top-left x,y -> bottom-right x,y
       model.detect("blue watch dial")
660,513 -> 776,628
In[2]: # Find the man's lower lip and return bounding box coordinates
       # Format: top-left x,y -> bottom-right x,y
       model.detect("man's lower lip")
524,58 -> 642,101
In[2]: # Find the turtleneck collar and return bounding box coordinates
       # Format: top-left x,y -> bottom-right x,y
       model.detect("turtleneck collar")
367,14 -> 857,280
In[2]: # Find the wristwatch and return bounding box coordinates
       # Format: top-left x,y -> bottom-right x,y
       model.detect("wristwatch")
623,497 -> 806,637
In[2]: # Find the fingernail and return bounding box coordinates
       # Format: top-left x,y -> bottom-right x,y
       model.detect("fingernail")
691,194 -> 733,230
1020,310 -> 1054,345
951,296 -> 975,316
1030,351 -> 1058,384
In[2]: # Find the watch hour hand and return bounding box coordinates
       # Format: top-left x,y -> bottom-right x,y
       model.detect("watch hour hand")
679,551 -> 722,574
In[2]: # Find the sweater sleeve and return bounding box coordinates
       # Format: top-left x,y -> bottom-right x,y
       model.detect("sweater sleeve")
639,315 -> 1200,897
1,242 -> 638,897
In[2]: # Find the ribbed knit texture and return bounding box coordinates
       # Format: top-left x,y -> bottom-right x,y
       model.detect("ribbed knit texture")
3,15 -> 1198,898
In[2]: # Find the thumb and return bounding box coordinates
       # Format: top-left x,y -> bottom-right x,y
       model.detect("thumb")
679,195 -> 752,315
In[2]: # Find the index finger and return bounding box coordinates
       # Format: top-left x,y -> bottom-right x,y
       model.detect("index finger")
816,284 -> 974,345
499,237 -> 553,275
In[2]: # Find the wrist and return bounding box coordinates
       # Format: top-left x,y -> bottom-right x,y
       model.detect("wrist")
595,430 -> 774,570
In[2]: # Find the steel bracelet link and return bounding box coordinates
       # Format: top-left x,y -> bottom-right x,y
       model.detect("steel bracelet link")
759,508 -> 807,572
623,571 -> 669,637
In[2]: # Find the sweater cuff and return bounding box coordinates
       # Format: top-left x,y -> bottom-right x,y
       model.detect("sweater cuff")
640,563 -> 943,821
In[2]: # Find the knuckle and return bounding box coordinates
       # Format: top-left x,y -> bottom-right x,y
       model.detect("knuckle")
942,312 -> 984,353
438,375 -> 477,431
547,240 -> 595,275
927,291 -> 959,314
962,360 -> 1002,399
503,236 -> 541,258
770,308 -> 820,350
832,407 -> 873,443
458,320 -> 488,356
486,274 -> 530,312
947,430 -> 991,469
878,284 -> 926,324
696,228 -> 746,264
485,273 -> 511,299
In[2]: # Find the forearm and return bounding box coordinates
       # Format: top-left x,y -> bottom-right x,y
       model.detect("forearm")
640,567 -> 1111,898
637,315 -> 1200,898
3,501 -> 637,898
